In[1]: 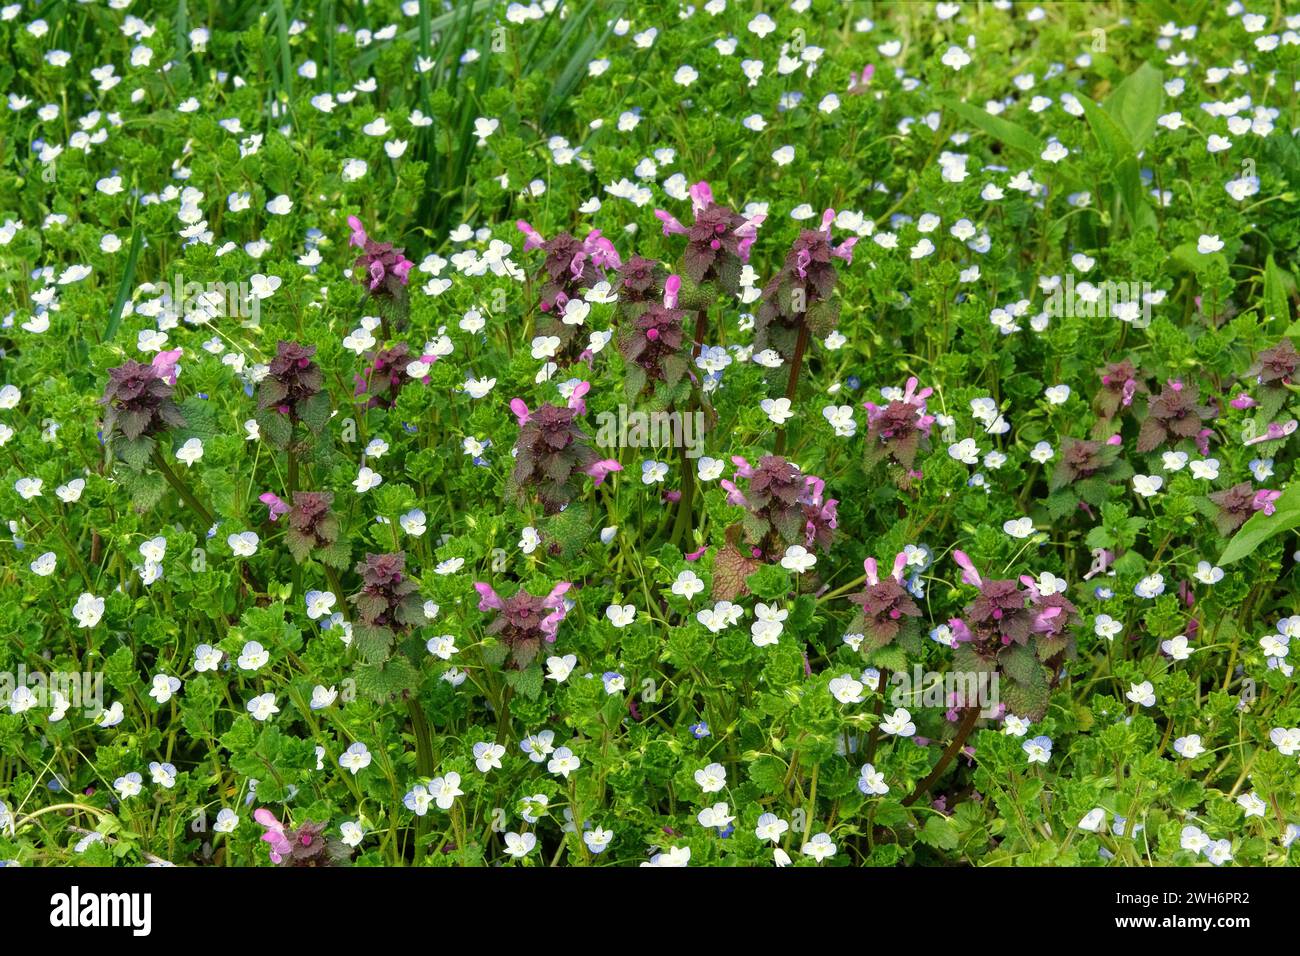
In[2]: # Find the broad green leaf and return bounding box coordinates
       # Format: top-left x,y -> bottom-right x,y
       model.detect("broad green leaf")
1103,62 -> 1164,152
1077,93 -> 1155,233
1220,483 -> 1300,565
939,97 -> 1044,158
1264,254 -> 1295,330
104,225 -> 142,342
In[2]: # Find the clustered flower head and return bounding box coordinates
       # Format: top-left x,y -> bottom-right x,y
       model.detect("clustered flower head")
722,454 -> 837,557
1245,338 -> 1299,420
283,491 -> 349,567
1248,338 -> 1299,391
348,216 -> 414,300
1136,380 -> 1215,453
1093,358 -> 1147,425
754,208 -> 856,362
359,342 -> 418,410
1050,436 -> 1133,506
507,382 -> 620,514
850,552 -> 922,654
1207,481 -> 1281,536
863,377 -> 936,473
349,552 -> 424,634
617,275 -> 689,397
254,808 -> 347,866
517,221 -> 621,352
473,580 -> 573,667
101,359 -> 186,444
653,180 -> 763,294
257,340 -> 330,446
615,254 -> 667,304
947,551 -> 1077,719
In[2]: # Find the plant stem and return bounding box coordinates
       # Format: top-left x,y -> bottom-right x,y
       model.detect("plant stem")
407,696 -> 436,863
901,705 -> 980,807
774,322 -> 810,456
152,448 -> 214,527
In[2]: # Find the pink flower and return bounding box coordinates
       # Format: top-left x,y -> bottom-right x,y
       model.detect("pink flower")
663,274 -> 681,310
1245,419 -> 1298,446
515,219 -> 545,251
1253,489 -> 1282,515
582,230 -> 621,270
653,209 -> 689,237
254,808 -> 292,864
586,458 -> 623,487
566,381 -> 591,415
346,216 -> 368,248
473,582 -> 505,612
151,348 -> 183,386
538,582 -> 573,641
1230,392 -> 1257,410
688,181 -> 715,215
509,398 -> 531,427
952,550 -> 983,587
259,492 -> 290,522
719,478 -> 748,507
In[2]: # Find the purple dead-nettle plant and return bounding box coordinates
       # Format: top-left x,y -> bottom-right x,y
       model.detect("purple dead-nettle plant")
1245,338 -> 1299,421
1048,435 -> 1134,513
754,208 -> 856,365
255,809 -> 349,867
948,551 -> 1078,720
101,357 -> 214,523
654,180 -> 764,296
507,381 -> 621,514
348,552 -> 427,700
1135,379 -> 1215,454
615,254 -> 667,305
102,359 -> 187,446
256,340 -> 331,451
862,377 -> 936,481
849,552 -> 923,662
473,580 -> 574,668
348,216 -> 414,303
617,275 -> 690,402
283,491 -> 350,568
1092,358 -> 1148,432
710,454 -> 836,600
721,454 -> 837,558
356,343 -> 416,408
1205,481 -> 1282,536
517,220 -> 622,357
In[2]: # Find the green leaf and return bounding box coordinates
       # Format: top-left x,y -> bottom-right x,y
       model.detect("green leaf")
1219,484 -> 1300,564
1076,92 -> 1156,233
104,225 -> 142,342
1264,254 -> 1294,329
919,814 -> 961,851
1103,62 -> 1164,152
939,96 -> 1044,158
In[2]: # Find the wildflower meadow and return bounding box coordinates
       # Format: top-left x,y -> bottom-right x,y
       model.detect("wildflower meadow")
2,0 -> 1300,891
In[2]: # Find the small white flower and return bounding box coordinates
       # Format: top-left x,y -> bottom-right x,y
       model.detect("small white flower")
227,531 -> 259,557
175,438 -> 204,467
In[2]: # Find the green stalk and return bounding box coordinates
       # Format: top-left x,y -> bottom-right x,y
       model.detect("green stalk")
407,696 -> 436,863
152,447 -> 214,527
774,322 -> 810,457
